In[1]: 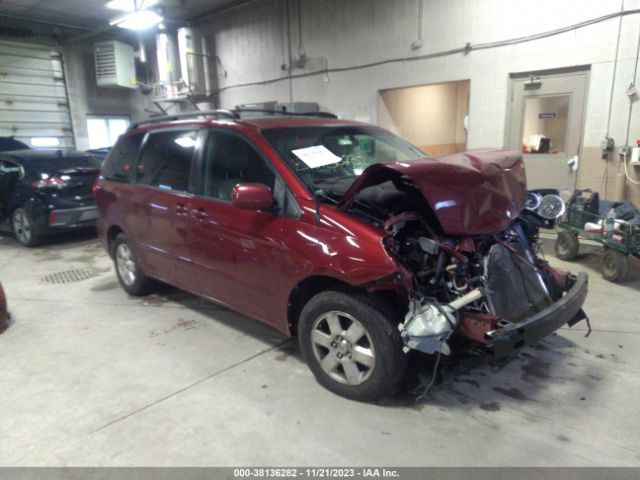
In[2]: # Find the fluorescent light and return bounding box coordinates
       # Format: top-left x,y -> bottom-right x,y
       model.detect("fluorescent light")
110,9 -> 163,31
105,0 -> 158,12
31,137 -> 60,147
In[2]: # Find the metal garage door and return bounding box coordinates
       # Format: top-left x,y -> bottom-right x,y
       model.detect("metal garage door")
0,39 -> 74,149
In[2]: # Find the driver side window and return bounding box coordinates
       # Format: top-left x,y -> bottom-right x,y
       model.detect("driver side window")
203,131 -> 276,201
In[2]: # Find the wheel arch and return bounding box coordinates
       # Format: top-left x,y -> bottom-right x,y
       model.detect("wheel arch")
286,274 -> 407,337
106,225 -> 125,257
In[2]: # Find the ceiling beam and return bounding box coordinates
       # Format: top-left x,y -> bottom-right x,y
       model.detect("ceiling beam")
0,13 -> 90,31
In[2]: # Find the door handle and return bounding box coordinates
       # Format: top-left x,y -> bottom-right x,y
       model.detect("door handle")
191,207 -> 208,220
176,203 -> 188,215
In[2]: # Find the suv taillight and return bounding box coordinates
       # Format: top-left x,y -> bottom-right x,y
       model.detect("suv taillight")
31,175 -> 69,189
92,176 -> 104,195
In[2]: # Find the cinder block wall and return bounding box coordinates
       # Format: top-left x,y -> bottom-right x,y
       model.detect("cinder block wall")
195,0 -> 640,199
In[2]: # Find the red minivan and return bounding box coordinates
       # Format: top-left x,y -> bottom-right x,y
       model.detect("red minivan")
95,110 -> 588,401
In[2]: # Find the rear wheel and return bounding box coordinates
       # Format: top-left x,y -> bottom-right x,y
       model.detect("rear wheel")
602,249 -> 628,282
555,231 -> 579,260
112,233 -> 154,296
298,290 -> 408,402
11,208 -> 40,247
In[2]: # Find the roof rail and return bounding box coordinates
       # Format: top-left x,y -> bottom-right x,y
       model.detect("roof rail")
128,109 -> 239,130
128,107 -> 338,131
235,108 -> 338,119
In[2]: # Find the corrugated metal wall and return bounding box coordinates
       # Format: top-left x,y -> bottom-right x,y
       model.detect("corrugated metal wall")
0,39 -> 74,149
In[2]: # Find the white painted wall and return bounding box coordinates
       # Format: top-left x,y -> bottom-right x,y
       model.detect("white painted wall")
195,0 -> 640,150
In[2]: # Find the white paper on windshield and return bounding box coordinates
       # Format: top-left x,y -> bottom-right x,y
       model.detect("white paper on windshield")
292,145 -> 341,168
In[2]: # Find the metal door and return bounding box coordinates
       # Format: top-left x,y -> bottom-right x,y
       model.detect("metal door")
0,39 -> 74,149
506,69 -> 589,191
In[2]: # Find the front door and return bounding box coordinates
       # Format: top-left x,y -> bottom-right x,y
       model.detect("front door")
189,129 -> 285,324
127,128 -> 198,285
506,68 -> 589,192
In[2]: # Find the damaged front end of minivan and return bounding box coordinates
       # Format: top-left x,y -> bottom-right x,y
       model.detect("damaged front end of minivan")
339,150 -> 589,364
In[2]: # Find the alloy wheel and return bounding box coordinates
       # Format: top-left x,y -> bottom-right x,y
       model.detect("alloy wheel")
116,243 -> 137,286
310,310 -> 376,385
12,211 -> 32,245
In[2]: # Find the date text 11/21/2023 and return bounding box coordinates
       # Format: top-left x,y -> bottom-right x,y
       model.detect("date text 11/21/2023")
233,468 -> 400,478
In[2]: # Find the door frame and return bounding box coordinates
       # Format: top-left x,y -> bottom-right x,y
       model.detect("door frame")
505,65 -> 590,152
504,65 -> 591,191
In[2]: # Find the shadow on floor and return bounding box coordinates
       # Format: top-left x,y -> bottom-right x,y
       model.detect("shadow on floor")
141,282 -> 604,411
0,227 -> 98,250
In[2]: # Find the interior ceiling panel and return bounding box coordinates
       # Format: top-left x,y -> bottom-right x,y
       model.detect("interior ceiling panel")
0,0 -> 240,30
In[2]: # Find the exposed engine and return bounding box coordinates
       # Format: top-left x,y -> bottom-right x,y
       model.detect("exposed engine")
346,179 -> 580,361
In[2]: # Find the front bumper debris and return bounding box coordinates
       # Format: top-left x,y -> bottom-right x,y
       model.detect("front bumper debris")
485,272 -> 589,363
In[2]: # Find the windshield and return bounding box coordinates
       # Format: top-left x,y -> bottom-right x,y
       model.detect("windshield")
262,126 -> 425,196
0,137 -> 29,153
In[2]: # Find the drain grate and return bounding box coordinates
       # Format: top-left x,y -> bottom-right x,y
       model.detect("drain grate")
41,268 -> 101,284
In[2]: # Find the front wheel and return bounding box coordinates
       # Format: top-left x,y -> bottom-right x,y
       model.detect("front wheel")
11,208 -> 40,247
298,290 -> 408,402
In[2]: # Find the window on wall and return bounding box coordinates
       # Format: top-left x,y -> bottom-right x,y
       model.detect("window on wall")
86,116 -> 130,149
521,95 -> 570,155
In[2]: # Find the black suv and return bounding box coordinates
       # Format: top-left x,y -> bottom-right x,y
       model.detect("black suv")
0,150 -> 101,246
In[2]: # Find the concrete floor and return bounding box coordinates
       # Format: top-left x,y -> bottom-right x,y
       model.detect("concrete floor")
0,230 -> 638,466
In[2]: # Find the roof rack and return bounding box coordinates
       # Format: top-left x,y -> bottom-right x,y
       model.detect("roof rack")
128,108 -> 338,131
129,109 -> 239,130
234,108 -> 338,119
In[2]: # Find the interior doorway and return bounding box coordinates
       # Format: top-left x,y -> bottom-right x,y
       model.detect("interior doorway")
378,80 -> 470,156
506,67 -> 589,191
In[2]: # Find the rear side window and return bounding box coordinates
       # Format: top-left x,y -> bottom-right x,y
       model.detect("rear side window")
103,133 -> 143,182
136,130 -> 198,192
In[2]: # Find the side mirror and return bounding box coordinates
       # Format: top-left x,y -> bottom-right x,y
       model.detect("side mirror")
231,183 -> 274,211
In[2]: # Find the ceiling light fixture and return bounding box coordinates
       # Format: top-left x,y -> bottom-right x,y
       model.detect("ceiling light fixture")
105,0 -> 158,12
110,9 -> 163,31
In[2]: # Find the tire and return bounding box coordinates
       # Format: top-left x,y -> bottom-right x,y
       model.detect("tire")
555,231 -> 579,260
298,290 -> 408,402
11,208 -> 40,247
602,249 -> 628,282
111,233 -> 154,296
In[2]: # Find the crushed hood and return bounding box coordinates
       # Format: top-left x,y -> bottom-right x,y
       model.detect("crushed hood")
339,150 -> 526,236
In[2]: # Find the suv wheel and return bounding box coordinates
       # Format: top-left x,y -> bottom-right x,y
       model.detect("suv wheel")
112,233 -> 154,296
298,290 -> 408,401
12,208 -> 40,247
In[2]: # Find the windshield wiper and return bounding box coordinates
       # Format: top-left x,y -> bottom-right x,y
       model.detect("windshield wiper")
313,189 -> 339,204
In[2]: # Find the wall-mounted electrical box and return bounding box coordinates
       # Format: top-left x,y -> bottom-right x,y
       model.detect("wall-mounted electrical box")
630,140 -> 640,166
94,41 -> 136,89
278,102 -> 320,113
235,102 -> 320,115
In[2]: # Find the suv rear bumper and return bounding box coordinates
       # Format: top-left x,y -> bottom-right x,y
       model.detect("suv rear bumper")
48,206 -> 98,229
485,272 -> 588,362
